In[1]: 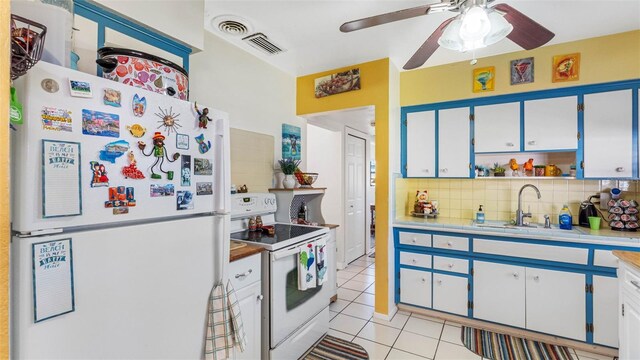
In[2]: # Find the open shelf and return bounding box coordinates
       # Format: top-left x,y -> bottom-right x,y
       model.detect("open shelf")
474,176 -> 576,180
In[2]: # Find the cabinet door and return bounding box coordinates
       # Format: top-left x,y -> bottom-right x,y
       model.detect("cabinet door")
233,281 -> 262,360
524,96 -> 577,151
433,273 -> 468,316
474,102 -> 520,153
400,268 -> 432,308
406,111 -> 436,177
473,261 -> 525,328
619,292 -> 640,360
583,90 -> 633,178
593,275 -> 618,347
438,107 -> 471,178
526,268 -> 586,341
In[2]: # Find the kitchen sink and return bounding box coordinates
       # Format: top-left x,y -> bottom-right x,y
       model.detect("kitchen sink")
472,221 -> 558,231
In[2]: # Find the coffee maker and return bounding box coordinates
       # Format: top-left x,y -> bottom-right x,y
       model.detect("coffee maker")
579,195 -> 600,227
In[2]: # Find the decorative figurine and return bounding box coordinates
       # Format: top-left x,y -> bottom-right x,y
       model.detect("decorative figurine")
523,158 -> 534,176
99,140 -> 129,163
248,217 -> 257,231
194,133 -> 211,154
132,94 -> 146,117
155,106 -> 182,135
238,184 -> 248,193
89,161 -> 109,187
138,132 -> 180,180
121,151 -> 145,179
509,158 -> 520,176
194,102 -> 211,129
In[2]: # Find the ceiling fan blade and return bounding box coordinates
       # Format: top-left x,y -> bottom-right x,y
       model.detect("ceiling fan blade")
492,3 -> 555,50
403,17 -> 455,70
340,4 -> 431,32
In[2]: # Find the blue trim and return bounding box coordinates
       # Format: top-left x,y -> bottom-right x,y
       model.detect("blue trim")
96,24 -> 105,76
586,273 -> 594,343
633,87 -> 639,178
519,101 -> 525,152
401,110 -> 408,178
576,94 -> 585,179
435,110 -> 440,177
469,106 -> 475,178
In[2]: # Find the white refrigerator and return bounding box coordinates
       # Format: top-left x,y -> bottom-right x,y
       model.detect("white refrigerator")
10,62 -> 231,359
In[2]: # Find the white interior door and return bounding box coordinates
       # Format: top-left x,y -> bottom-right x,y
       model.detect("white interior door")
524,96 -> 578,150
474,102 -> 521,153
438,107 -> 470,178
345,134 -> 366,264
406,111 -> 436,177
473,261 -> 525,328
592,275 -> 619,347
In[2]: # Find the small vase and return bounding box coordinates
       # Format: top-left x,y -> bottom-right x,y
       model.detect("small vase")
283,174 -> 296,189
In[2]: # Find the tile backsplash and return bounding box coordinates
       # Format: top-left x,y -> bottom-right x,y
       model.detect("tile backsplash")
396,178 -> 640,224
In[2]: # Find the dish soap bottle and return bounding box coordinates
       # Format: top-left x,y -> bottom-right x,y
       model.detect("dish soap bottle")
476,205 -> 485,224
559,204 -> 573,230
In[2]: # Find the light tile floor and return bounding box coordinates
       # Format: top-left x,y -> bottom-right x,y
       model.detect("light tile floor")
329,253 -> 615,360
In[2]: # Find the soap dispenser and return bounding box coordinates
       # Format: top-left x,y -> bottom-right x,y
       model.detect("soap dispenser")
559,204 -> 573,230
476,205 -> 485,224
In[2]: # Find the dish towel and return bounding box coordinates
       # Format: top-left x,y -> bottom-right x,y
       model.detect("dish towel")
204,280 -> 247,360
298,242 -> 317,291
316,237 -> 328,286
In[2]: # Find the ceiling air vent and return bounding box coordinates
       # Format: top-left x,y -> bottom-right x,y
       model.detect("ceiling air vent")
211,15 -> 252,37
242,33 -> 286,55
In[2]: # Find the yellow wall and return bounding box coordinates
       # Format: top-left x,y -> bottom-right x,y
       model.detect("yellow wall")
297,58 -> 391,315
401,30 -> 640,106
1,1 -> 11,357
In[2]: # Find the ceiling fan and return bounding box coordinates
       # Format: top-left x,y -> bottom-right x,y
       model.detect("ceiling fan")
340,0 -> 555,69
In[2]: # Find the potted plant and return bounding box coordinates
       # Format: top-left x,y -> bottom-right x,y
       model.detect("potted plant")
492,162 -> 506,177
278,158 -> 301,189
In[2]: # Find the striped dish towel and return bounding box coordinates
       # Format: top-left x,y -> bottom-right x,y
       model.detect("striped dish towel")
204,280 -> 247,360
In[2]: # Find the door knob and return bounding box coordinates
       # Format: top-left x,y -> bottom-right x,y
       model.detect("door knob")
533,276 -> 540,281
513,273 -> 519,279
421,278 -> 426,283
616,167 -> 625,172
412,259 -> 417,264
447,241 -> 453,247
448,263 -> 454,268
257,294 -> 264,301
412,238 -> 417,243
528,140 -> 537,146
506,142 -> 515,147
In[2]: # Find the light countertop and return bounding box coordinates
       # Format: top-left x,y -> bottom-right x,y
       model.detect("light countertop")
613,250 -> 640,270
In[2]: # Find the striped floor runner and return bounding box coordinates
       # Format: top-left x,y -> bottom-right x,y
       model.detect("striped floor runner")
462,326 -> 576,360
301,335 -> 369,360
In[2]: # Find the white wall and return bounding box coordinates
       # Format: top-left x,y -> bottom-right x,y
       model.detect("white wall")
190,32 -> 305,187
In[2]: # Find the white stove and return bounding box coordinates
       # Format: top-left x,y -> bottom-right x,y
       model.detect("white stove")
229,193 -> 332,359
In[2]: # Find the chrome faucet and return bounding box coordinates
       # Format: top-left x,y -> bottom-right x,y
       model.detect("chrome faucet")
516,184 -> 541,226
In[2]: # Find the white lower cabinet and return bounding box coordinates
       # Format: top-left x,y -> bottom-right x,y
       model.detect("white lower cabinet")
433,273 -> 468,316
525,268 -> 586,341
230,255 -> 262,360
618,261 -> 640,360
592,275 -> 618,347
400,268 -> 432,308
473,261 -> 526,328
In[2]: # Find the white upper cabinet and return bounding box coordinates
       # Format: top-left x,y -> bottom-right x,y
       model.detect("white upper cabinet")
524,96 -> 578,151
406,111 -> 436,177
583,90 -> 633,178
438,107 -> 471,178
474,102 -> 521,153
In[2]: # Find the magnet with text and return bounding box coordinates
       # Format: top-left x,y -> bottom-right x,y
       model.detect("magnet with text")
132,94 -> 146,117
138,132 -> 179,180
103,88 -> 121,107
176,133 -> 189,150
89,161 -> 109,187
105,186 -> 136,209
121,151 -> 145,179
99,140 -> 129,163
194,102 -> 211,129
69,79 -> 92,98
127,124 -> 147,138
194,134 -> 211,154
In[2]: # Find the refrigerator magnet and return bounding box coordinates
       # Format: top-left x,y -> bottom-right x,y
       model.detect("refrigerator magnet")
89,161 -> 109,187
82,110 -> 120,138
105,186 -> 136,209
32,238 -> 75,322
181,155 -> 191,187
176,133 -> 189,150
194,158 -> 212,176
155,106 -> 182,135
41,78 -> 59,93
150,184 -> 175,197
138,132 -> 179,180
194,102 -> 211,129
127,124 -> 146,138
103,88 -> 122,107
196,182 -> 212,196
121,152 -> 145,180
177,190 -> 194,210
99,140 -> 129,164
194,134 -> 211,154
132,94 -> 146,117
42,140 -> 82,218
69,79 -> 92,98
41,107 -> 72,133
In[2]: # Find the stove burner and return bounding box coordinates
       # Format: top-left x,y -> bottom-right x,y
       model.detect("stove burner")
230,223 -> 323,246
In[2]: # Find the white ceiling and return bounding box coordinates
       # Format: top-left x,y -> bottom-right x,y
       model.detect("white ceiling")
203,0 -> 640,76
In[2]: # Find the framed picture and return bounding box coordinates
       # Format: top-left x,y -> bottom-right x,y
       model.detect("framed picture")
473,66 -> 495,92
32,238 -> 75,322
552,53 -> 580,82
314,68 -> 361,98
510,57 -> 534,85
42,140 -> 82,217
282,124 -> 301,160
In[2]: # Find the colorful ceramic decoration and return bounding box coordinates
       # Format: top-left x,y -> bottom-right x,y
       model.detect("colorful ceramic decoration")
82,109 -> 119,137
41,107 -> 72,132
105,186 -> 136,213
194,158 -> 212,175
99,140 -> 129,163
314,68 -> 361,98
41,78 -> 59,93
473,66 -> 495,92
138,132 -> 179,179
181,155 -> 191,187
176,133 -> 189,150
127,124 -> 147,138
69,80 -> 92,98
552,53 -> 580,82
510,57 -> 534,85
155,106 -> 182,135
89,161 -> 109,187
509,158 -> 520,176
103,88 -> 122,107
177,190 -> 194,210
132,94 -> 146,117
150,184 -> 175,197
194,102 -> 211,129
194,134 -> 211,154
196,182 -> 212,195
282,124 -> 301,160
121,151 -> 145,179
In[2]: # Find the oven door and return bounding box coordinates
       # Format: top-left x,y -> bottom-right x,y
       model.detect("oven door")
269,233 -> 332,348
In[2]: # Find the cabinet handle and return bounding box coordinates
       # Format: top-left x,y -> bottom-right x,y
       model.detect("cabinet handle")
437,280 -> 442,285
421,278 -> 427,283
424,169 -> 430,173
235,269 -> 253,279
447,241 -> 453,247
528,140 -> 537,145
412,238 -> 417,244
616,167 -> 625,172
412,259 -> 417,264
513,273 -> 519,279
257,294 -> 264,301
631,280 -> 640,290
440,168 -> 448,173
506,142 -> 515,147
533,275 -> 540,281
448,263 -> 454,269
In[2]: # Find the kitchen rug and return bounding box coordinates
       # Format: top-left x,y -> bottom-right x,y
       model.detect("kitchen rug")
300,335 -> 369,360
462,326 -> 576,360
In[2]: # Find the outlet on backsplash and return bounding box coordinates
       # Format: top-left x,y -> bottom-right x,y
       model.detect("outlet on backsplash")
395,178 -> 640,225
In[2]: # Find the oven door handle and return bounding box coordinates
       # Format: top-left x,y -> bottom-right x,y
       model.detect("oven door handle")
271,234 -> 330,261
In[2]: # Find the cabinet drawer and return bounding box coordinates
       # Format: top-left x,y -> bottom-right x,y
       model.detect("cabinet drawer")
433,273 -> 468,316
399,232 -> 432,247
594,250 -> 618,268
229,253 -> 261,290
433,256 -> 469,274
400,268 -> 432,308
621,264 -> 640,295
433,234 -> 468,252
400,252 -> 431,268
473,239 -> 588,265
